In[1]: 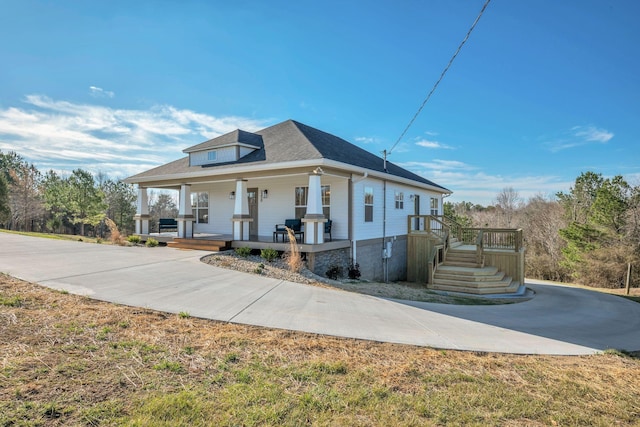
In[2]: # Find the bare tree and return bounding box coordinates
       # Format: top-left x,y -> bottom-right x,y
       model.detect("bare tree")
8,164 -> 43,231
521,194 -> 568,281
495,186 -> 522,227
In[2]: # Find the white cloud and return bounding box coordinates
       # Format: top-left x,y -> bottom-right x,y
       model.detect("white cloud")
355,136 -> 375,144
398,159 -> 572,205
415,138 -> 454,150
89,86 -> 115,98
400,159 -> 473,171
0,94 -> 268,179
571,125 -> 613,143
544,125 -> 614,152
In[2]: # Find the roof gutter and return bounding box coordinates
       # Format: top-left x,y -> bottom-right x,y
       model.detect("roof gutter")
124,157 -> 451,195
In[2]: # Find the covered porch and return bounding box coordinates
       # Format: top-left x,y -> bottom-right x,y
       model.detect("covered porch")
133,165 -> 350,247
136,231 -> 350,253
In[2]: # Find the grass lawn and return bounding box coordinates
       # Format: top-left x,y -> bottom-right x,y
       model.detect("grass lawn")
1,274 -> 639,426
0,229 -> 103,244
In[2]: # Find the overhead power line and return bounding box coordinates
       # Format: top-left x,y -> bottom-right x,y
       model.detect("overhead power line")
388,0 -> 491,155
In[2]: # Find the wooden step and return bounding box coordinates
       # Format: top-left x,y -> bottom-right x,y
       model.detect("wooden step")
430,257 -> 519,294
167,238 -> 231,252
430,280 -> 520,295
443,248 -> 480,268
433,276 -> 512,289
435,269 -> 505,283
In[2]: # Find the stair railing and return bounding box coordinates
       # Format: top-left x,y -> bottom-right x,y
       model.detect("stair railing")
475,230 -> 485,267
427,246 -> 437,285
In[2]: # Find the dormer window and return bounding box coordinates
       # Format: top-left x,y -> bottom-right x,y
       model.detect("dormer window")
184,129 -> 264,167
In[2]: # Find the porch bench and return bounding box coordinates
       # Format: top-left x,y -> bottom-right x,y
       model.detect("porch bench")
158,218 -> 178,233
273,219 -> 304,242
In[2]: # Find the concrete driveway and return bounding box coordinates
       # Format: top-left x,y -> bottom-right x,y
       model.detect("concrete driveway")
2,232 -> 639,355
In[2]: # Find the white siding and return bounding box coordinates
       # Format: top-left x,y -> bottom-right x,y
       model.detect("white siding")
352,178 -> 444,241
189,146 -> 238,166
187,175 -> 349,239
352,178 -> 384,241
187,175 -> 441,241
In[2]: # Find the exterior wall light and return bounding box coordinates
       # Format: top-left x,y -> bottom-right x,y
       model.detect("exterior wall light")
229,191 -> 235,200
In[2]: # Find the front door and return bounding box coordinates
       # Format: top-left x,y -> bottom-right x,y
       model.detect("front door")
247,188 -> 258,237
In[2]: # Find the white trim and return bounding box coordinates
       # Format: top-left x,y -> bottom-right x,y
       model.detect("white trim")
183,142 -> 261,153
125,158 -> 451,194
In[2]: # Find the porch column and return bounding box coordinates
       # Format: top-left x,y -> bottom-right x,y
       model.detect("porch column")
232,179 -> 252,240
177,184 -> 194,238
302,167 -> 326,244
134,186 -> 150,235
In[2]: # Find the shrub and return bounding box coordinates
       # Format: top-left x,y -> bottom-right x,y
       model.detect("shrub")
127,235 -> 141,244
145,238 -> 159,247
260,248 -> 279,262
235,247 -> 252,258
348,263 -> 361,280
254,263 -> 265,274
325,265 -> 342,280
0,295 -> 22,307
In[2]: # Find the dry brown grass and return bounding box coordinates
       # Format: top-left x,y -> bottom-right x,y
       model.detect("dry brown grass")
1,273 -> 639,426
283,226 -> 304,273
104,217 -> 127,246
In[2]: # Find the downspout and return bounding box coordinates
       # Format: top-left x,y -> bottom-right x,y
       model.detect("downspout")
383,179 -> 388,283
382,150 -> 389,282
350,173 -> 368,266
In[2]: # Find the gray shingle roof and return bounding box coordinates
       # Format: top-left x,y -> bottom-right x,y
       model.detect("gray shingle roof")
126,119 -> 450,192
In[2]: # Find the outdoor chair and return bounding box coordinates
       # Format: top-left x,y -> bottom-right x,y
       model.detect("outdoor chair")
273,219 -> 304,242
324,219 -> 332,242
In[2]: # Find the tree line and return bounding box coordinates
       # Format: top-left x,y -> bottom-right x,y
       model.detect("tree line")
0,151 -> 178,238
445,172 -> 640,289
1,149 -> 637,289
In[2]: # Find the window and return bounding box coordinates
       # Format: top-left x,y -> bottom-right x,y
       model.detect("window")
294,185 -> 330,219
430,197 -> 439,216
191,192 -> 209,224
395,191 -> 404,209
364,186 -> 374,222
321,185 -> 331,218
207,151 -> 217,161
294,186 -> 308,219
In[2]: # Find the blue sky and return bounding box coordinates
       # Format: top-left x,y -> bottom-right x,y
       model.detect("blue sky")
0,0 -> 638,205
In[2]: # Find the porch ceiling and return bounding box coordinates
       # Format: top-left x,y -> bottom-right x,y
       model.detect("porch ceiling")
130,164 -> 352,189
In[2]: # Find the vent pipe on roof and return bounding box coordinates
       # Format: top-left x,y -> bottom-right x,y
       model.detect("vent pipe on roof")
382,149 -> 388,173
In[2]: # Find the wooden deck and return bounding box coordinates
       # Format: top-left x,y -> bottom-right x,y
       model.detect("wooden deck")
406,215 -> 525,295
137,232 -> 350,253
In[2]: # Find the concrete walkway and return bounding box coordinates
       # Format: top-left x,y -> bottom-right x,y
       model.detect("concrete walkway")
2,233 -> 639,355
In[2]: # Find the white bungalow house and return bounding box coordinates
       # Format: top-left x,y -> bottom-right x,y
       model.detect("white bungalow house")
125,119 -> 451,282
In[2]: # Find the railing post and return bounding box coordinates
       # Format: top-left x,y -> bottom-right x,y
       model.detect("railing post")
475,230 -> 484,267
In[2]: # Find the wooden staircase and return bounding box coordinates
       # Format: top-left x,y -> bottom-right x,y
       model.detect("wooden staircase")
167,238 -> 231,252
431,244 -> 520,295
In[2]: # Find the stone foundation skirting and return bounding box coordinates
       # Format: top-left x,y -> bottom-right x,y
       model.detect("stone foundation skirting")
306,235 -> 408,282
